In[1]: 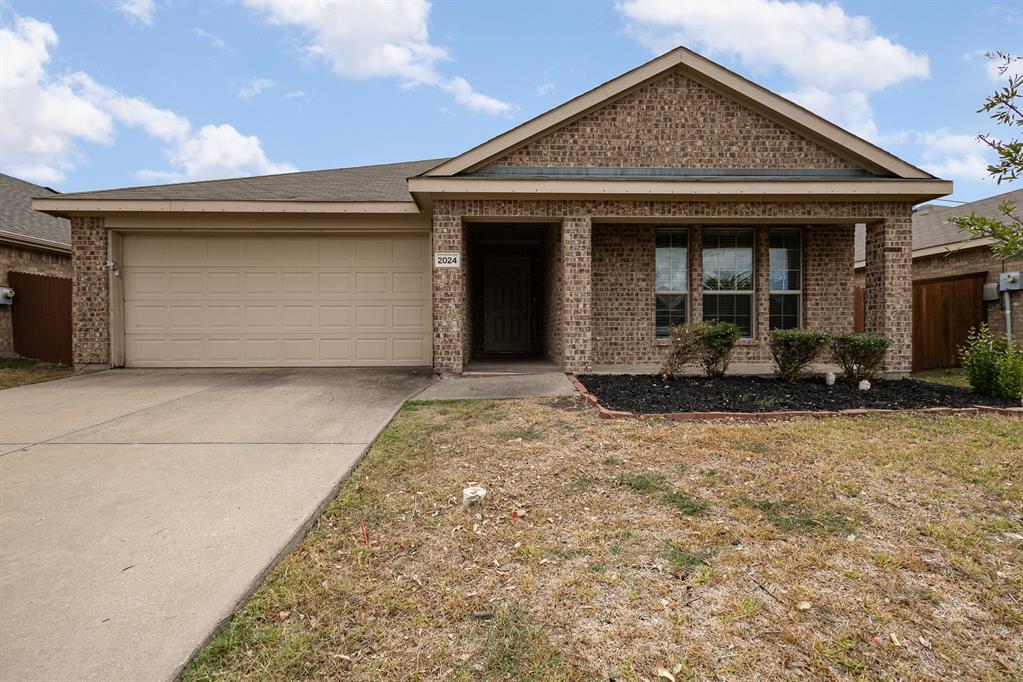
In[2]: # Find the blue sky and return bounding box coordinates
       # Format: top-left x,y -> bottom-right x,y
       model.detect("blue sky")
0,0 -> 1020,203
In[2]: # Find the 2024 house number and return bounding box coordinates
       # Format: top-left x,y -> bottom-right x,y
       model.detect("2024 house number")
434,252 -> 461,268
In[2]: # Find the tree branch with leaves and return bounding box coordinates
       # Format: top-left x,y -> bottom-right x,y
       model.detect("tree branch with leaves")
947,52 -> 1023,259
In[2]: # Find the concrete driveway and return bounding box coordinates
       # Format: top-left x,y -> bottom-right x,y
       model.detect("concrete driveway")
0,368 -> 433,682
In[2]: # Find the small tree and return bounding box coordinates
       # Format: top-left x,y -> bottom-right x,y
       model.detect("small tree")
947,52 -> 1023,259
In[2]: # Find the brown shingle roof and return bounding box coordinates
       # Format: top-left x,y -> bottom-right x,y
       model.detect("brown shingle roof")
51,159 -> 449,203
854,187 -> 1023,261
0,173 -> 70,247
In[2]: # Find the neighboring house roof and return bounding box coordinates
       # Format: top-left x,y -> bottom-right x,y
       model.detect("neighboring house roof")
421,47 -> 934,180
47,159 -> 446,203
0,173 -> 71,253
854,187 -> 1023,264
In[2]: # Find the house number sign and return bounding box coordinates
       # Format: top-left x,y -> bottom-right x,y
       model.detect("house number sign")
434,252 -> 461,268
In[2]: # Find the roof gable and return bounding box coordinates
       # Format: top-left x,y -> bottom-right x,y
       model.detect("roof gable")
423,47 -> 933,180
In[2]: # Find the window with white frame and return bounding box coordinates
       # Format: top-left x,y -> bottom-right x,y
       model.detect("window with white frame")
702,228 -> 754,337
769,229 -> 802,330
654,228 -> 688,337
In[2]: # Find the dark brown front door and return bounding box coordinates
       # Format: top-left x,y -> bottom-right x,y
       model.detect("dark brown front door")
484,257 -> 531,353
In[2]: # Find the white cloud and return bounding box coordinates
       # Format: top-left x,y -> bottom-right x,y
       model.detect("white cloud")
914,129 -> 993,182
139,124 -> 296,182
116,0 -> 156,26
242,0 -> 511,114
238,77 -> 276,99
193,27 -> 226,48
536,81 -> 555,96
0,15 -> 292,184
283,90 -> 306,100
617,0 -> 929,138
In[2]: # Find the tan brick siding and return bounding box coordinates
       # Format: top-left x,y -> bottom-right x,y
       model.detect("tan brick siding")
487,69 -> 862,170
592,224 -> 656,364
863,210 -> 914,373
804,225 -> 855,334
70,216 -> 110,368
0,244 -> 71,357
561,217 -> 592,372
542,224 -> 564,364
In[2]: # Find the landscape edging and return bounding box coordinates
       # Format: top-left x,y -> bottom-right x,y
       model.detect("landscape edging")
567,375 -> 1023,422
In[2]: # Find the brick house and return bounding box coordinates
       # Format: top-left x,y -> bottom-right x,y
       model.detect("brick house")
1,173 -> 72,358
854,188 -> 1023,369
34,48 -> 950,376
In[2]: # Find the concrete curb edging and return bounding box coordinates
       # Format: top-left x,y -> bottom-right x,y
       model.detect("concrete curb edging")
567,375 -> 1023,422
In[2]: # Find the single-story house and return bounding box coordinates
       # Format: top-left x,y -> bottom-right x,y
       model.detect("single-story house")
1,173 -> 72,359
854,188 -> 1023,370
34,47 -> 951,376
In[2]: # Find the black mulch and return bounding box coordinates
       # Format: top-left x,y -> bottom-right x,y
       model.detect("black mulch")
575,374 -> 1021,414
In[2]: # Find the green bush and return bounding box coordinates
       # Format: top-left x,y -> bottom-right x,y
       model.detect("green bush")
960,324 -> 1023,399
769,329 -> 832,381
659,321 -> 740,378
695,321 -> 740,377
659,324 -> 703,379
830,333 -> 890,382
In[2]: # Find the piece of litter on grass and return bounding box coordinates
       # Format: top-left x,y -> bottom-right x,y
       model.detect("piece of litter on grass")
462,486 -> 486,507
919,636 -> 931,648
846,533 -> 856,542
472,610 -> 494,619
797,601 -> 812,611
654,667 -> 676,682
890,633 -> 902,647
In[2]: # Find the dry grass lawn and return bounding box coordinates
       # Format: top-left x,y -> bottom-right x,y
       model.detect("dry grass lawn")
0,357 -> 72,389
186,398 -> 1022,681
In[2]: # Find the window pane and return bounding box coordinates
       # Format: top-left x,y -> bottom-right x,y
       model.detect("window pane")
769,230 -> 801,291
655,293 -> 687,337
704,293 -> 753,337
655,230 -> 688,292
703,229 -> 754,291
769,293 -> 800,330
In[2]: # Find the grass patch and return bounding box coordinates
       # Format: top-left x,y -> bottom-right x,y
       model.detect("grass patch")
0,357 -> 72,389
740,498 -> 857,535
912,367 -> 971,389
185,400 -> 1023,681
496,425 -> 546,442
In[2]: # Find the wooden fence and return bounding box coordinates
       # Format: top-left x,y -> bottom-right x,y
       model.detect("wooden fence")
9,271 -> 72,365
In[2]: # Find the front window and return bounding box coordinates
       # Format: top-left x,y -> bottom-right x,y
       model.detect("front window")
703,228 -> 754,337
655,228 -> 688,337
769,229 -> 802,330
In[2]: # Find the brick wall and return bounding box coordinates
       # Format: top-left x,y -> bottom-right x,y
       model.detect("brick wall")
70,216 -> 110,369
592,224 -> 657,364
561,217 -> 592,372
542,224 -> 564,364
488,69 -> 861,170
0,244 -> 71,357
804,225 -> 855,334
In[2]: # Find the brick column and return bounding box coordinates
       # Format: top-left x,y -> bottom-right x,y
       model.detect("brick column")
864,207 -> 913,374
754,227 -> 770,342
561,216 -> 592,372
71,216 -> 111,372
432,206 -> 466,374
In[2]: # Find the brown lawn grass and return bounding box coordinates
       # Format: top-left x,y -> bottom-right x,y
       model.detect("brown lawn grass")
0,357 -> 72,389
185,398 -> 1023,681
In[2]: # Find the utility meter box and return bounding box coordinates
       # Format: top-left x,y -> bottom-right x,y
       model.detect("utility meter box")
999,271 -> 1023,291
983,282 -> 999,302
0,287 -> 13,305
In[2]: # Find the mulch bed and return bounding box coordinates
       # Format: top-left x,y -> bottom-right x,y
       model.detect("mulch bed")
575,374 -> 1022,415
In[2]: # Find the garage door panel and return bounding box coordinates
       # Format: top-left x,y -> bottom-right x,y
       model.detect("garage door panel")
123,234 -> 430,367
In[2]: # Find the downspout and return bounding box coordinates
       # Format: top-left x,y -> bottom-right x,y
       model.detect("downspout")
1005,290 -> 1014,339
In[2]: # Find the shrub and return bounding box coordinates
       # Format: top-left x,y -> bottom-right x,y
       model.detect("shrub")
830,333 -> 890,382
769,329 -> 832,381
960,324 -> 1023,399
659,324 -> 703,379
659,321 -> 740,378
695,321 -> 740,377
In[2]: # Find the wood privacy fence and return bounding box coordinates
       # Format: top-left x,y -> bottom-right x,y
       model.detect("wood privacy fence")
853,273 -> 986,371
9,271 -> 72,365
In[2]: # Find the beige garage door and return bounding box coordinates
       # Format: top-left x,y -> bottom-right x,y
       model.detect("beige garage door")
122,233 -> 431,367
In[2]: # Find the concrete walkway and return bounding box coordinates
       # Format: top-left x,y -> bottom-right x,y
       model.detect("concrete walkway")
416,371 -> 575,400
0,368 -> 433,682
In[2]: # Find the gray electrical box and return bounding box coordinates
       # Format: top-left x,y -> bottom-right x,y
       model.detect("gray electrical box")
0,287 -> 13,305
1000,271 -> 1023,291
983,282 -> 999,302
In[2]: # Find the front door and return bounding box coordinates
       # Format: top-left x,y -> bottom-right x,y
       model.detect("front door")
484,257 -> 531,353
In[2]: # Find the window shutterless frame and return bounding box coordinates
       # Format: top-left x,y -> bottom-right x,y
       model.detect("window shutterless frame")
654,228 -> 688,338
702,228 -> 755,338
768,228 -> 802,330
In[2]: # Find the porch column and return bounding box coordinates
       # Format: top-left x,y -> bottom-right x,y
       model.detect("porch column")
432,208 -> 466,374
863,207 -> 913,375
561,216 -> 592,373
